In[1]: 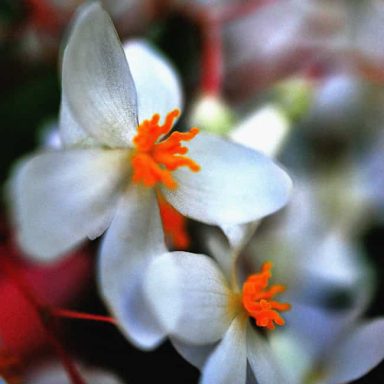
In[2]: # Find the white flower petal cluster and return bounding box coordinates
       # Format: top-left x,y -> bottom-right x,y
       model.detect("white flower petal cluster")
142,168 -> 384,383
144,252 -> 288,384
6,2 -> 384,384
144,215 -> 384,384
8,2 -> 292,351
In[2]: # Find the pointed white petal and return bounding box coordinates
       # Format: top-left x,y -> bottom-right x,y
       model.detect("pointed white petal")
221,222 -> 259,253
98,185 -> 167,350
203,223 -> 259,282
247,325 -> 288,384
200,316 -> 247,384
9,149 -> 129,261
203,228 -> 233,282
145,252 -> 235,344
59,94 -> 101,148
123,39 -> 182,122
62,3 -> 138,147
162,133 -> 292,226
172,338 -> 216,369
324,319 -> 384,384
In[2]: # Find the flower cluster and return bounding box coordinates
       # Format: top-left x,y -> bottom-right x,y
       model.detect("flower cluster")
3,1 -> 384,383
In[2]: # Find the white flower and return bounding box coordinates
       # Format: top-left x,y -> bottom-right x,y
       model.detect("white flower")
144,251 -> 291,384
236,177 -> 384,384
143,216 -> 384,383
143,170 -> 381,383
9,3 -> 291,350
270,303 -> 384,384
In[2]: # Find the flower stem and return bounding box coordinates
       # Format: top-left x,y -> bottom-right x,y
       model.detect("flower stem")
51,308 -> 116,325
178,4 -> 223,96
200,16 -> 222,95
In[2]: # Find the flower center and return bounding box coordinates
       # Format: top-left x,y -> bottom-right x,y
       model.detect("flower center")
242,261 -> 291,330
131,109 -> 200,189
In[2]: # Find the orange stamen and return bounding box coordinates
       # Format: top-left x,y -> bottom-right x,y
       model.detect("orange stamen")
131,109 -> 200,189
242,262 -> 291,330
158,194 -> 190,249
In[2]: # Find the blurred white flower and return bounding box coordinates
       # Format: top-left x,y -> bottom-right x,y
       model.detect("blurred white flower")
223,0 -> 345,97
270,303 -> 384,384
247,175 -> 374,308
189,96 -> 291,158
222,0 -> 384,97
229,104 -> 290,158
9,3 -> 292,349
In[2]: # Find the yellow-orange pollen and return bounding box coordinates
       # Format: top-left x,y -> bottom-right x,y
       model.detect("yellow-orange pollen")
131,109 -> 200,189
242,262 -> 291,330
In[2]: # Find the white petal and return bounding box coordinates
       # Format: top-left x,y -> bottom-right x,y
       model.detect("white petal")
9,149 -> 129,261
172,338 -> 216,369
284,303 -> 360,360
247,325 -> 288,384
269,331 -> 311,384
123,39 -> 182,122
145,252 -> 235,344
59,94 -> 101,148
98,185 -> 167,350
324,319 -> 384,384
62,3 -> 138,147
221,222 -> 259,253
203,223 -> 259,282
229,104 -> 290,158
162,133 -> 292,226
200,316 -> 247,384
203,228 -> 233,282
